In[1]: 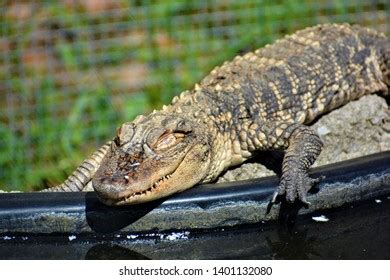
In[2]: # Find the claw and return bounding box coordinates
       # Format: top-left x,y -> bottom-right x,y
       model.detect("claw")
311,175 -> 325,185
300,197 -> 311,206
271,191 -> 279,203
272,173 -> 324,205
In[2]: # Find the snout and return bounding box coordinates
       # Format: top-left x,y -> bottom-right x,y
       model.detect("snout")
92,177 -> 128,201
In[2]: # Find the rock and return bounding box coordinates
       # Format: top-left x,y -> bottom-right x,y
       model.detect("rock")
218,95 -> 390,183
313,95 -> 390,166
217,162 -> 275,183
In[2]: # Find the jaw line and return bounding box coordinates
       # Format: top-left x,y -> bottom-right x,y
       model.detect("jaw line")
99,147 -> 192,206
115,170 -> 176,205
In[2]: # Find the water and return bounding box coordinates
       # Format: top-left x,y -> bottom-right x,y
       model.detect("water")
1,195 -> 389,259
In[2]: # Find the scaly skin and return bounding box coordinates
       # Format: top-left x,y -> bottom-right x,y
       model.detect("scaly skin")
44,24 -> 390,206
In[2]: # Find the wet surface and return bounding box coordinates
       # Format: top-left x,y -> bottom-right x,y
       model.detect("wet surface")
1,195 -> 389,259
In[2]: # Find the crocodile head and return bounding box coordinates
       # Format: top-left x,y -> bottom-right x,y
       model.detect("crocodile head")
92,112 -> 212,206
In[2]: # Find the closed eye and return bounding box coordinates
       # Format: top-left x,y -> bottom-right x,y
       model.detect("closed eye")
155,131 -> 186,150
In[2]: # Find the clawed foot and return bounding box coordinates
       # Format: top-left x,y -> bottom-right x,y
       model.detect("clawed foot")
271,171 -> 325,205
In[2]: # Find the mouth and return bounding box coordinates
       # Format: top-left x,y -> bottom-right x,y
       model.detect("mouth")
94,143 -> 201,206
115,173 -> 174,205
98,161 -> 181,206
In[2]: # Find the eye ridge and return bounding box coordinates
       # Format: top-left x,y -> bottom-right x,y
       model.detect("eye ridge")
154,131 -> 188,150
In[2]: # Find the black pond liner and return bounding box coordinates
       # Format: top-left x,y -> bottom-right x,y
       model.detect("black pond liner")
0,152 -> 389,259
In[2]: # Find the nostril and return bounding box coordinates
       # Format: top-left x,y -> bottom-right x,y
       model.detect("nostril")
93,181 -> 124,199
99,177 -> 112,184
92,174 -> 126,194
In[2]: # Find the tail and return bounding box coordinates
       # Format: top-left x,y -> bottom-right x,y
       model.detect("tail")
41,141 -> 112,192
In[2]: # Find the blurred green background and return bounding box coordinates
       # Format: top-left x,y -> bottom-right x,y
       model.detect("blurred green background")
0,0 -> 389,191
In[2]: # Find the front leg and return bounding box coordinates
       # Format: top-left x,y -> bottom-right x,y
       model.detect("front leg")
270,124 -> 323,204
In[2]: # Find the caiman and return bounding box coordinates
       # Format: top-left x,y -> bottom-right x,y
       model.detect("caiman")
43,24 -> 390,206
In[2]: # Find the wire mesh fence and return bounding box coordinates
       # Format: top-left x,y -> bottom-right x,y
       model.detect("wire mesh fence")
0,0 -> 389,191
